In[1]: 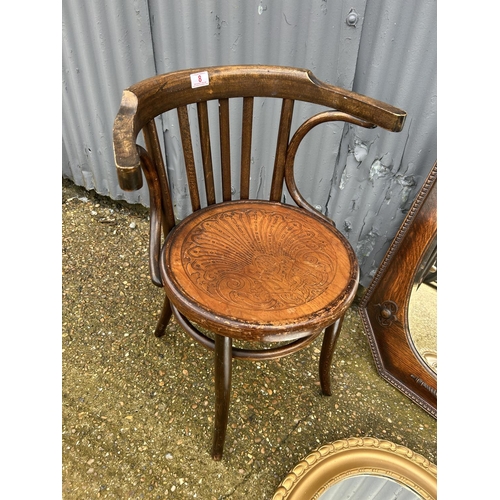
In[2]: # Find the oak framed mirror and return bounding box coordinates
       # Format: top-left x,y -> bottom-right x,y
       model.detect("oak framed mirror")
273,437 -> 437,500
359,163 -> 437,417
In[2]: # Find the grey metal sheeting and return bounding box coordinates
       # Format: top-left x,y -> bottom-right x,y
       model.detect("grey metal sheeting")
62,0 -> 436,286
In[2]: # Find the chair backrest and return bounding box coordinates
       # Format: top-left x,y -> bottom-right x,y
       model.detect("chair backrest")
113,65 -> 406,284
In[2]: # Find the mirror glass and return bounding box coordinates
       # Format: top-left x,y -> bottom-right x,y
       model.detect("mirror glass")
408,239 -> 437,374
318,475 -> 422,500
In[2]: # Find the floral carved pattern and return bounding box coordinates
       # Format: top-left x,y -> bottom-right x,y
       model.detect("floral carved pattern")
181,208 -> 338,311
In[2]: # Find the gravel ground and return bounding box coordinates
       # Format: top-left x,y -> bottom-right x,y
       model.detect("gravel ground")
62,178 -> 437,499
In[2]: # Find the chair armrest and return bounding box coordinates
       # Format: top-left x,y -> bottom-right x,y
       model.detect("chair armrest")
113,90 -> 143,191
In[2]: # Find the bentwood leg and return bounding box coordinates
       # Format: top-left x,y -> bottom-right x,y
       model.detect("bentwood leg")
319,316 -> 344,396
211,334 -> 232,460
154,294 -> 172,338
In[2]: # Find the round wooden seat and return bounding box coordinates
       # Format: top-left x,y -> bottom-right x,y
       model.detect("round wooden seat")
161,200 -> 359,342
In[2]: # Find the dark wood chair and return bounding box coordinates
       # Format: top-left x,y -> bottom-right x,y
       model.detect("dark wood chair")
113,65 -> 406,460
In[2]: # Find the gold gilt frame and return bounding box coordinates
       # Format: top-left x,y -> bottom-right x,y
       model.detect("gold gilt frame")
273,437 -> 437,500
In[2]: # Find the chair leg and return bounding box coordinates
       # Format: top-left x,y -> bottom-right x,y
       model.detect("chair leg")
319,316 -> 344,396
211,334 -> 232,461
154,294 -> 172,337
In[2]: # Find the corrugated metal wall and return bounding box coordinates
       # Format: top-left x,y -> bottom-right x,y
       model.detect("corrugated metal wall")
62,0 -> 436,286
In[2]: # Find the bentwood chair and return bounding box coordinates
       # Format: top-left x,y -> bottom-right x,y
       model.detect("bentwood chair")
113,65 -> 406,460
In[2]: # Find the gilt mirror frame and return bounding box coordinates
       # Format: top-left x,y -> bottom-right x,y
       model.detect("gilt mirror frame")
359,163 -> 437,418
273,437 -> 437,500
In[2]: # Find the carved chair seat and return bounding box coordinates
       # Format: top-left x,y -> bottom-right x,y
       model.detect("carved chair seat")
113,65 -> 406,459
163,200 -> 357,343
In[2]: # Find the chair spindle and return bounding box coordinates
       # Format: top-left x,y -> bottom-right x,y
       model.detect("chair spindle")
177,105 -> 201,212
240,97 -> 254,200
143,119 -> 176,235
219,98 -> 232,202
270,98 -> 295,202
197,101 -> 216,206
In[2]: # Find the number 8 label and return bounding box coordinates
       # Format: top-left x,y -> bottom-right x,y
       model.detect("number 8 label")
190,71 -> 210,88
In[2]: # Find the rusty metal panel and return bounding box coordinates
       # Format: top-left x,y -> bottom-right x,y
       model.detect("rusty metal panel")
62,0 -> 436,286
